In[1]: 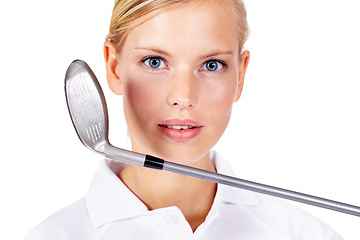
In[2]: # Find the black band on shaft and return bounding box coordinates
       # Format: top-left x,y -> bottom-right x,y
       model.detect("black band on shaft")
144,155 -> 165,170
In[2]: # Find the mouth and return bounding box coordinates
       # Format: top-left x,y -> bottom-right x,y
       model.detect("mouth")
158,119 -> 203,142
158,125 -> 197,130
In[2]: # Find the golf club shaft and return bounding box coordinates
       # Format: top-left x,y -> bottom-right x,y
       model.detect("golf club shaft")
162,161 -> 360,217
105,144 -> 146,167
107,149 -> 360,217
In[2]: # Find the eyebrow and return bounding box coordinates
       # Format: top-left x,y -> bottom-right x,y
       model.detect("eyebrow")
134,47 -> 233,59
201,50 -> 234,59
134,47 -> 172,57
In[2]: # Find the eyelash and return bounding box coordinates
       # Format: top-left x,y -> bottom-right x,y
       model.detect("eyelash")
202,59 -> 227,73
140,56 -> 227,73
141,56 -> 167,70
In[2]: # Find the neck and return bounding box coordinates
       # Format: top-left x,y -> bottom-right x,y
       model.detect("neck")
118,153 -> 217,232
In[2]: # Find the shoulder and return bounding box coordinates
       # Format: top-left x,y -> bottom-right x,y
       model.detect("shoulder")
236,192 -> 342,239
24,198 -> 95,240
212,152 -> 342,239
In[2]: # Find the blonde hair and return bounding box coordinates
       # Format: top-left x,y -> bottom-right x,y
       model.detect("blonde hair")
107,0 -> 249,52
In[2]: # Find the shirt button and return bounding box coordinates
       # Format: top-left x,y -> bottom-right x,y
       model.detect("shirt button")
165,214 -> 179,224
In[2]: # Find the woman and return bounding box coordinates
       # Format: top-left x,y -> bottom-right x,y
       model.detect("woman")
25,0 -> 342,239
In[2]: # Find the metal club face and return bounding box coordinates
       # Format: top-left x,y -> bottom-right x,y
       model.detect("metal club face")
64,60 -> 109,154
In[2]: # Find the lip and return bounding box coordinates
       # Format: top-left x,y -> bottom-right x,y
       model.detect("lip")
158,118 -> 203,142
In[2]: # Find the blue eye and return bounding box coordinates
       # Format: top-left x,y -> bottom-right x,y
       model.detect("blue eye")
143,57 -> 166,69
202,60 -> 224,72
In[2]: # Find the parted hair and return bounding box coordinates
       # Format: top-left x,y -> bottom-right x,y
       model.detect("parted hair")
107,0 -> 249,52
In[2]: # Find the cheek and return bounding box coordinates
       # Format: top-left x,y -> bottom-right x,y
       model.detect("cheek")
124,80 -> 152,115
209,93 -> 234,134
121,71 -> 166,127
203,75 -> 237,117
202,75 -> 238,137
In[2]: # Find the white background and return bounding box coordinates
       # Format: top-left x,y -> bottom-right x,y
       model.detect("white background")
1,0 -> 359,239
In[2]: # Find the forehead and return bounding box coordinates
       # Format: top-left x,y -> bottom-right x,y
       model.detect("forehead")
124,1 -> 240,55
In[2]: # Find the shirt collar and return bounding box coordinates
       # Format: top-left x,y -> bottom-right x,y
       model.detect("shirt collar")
211,151 -> 260,206
85,159 -> 149,228
85,151 -> 260,228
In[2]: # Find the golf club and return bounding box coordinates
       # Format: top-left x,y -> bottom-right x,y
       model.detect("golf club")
65,59 -> 360,217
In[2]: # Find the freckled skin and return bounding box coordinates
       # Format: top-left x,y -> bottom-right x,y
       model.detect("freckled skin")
107,1 -> 249,166
104,0 -> 250,232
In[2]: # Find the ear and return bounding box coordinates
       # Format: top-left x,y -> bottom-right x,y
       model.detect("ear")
104,40 -> 123,95
234,50 -> 250,102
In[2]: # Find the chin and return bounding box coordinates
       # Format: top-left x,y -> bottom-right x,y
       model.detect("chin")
153,147 -> 212,167
131,133 -> 216,166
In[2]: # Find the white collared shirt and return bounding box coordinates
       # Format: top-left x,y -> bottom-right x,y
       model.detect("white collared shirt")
25,151 -> 342,240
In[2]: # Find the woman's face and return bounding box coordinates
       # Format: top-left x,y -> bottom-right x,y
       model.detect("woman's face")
106,1 -> 249,165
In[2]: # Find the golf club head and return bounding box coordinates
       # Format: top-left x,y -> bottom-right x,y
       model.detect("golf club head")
64,60 -> 108,154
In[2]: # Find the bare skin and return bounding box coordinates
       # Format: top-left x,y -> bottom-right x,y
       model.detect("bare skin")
104,0 -> 250,232
119,157 -> 217,231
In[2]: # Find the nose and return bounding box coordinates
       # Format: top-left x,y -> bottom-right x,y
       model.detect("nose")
167,69 -> 197,108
